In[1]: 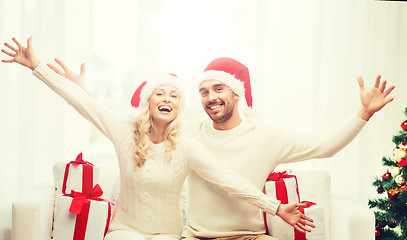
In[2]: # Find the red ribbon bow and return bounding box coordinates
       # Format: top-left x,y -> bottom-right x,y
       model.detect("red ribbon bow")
69,184 -> 104,214
71,152 -> 94,166
62,153 -> 95,195
267,171 -> 293,181
299,200 -> 316,208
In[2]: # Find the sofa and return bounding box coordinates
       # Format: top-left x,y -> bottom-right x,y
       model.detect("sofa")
12,162 -> 375,240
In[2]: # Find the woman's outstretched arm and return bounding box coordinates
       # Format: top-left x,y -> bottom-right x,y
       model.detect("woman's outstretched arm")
2,37 -> 128,143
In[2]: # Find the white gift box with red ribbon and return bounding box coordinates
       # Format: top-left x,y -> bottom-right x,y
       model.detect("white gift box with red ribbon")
263,171 -> 326,240
62,153 -> 100,195
266,201 -> 326,240
263,171 -> 300,238
264,171 -> 300,204
53,185 -> 113,240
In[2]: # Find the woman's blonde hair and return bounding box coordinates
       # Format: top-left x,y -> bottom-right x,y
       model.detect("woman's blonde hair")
132,93 -> 182,169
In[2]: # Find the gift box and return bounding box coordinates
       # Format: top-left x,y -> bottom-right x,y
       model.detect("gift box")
62,153 -> 100,195
53,184 -> 113,240
263,171 -> 300,237
295,201 -> 326,240
263,171 -> 326,239
265,201 -> 326,240
264,171 -> 300,204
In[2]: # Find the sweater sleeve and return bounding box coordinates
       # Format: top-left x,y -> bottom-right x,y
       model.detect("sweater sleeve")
182,137 -> 281,216
32,62 -> 127,142
272,113 -> 367,164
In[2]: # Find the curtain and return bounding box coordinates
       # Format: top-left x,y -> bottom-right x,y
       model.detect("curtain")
0,0 -> 92,238
1,0 -> 406,238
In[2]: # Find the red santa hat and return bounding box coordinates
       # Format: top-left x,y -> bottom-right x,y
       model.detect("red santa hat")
131,73 -> 182,109
199,57 -> 255,117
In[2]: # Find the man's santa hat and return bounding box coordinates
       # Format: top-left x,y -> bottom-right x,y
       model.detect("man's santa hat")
199,57 -> 255,117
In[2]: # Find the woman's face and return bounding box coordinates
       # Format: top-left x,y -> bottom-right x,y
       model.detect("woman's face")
149,84 -> 181,125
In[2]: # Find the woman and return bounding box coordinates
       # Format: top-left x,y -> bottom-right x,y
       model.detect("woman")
2,37 -> 313,240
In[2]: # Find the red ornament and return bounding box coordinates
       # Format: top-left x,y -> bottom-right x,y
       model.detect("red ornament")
398,159 -> 407,167
375,228 -> 381,237
388,220 -> 397,228
402,120 -> 407,131
382,171 -> 392,181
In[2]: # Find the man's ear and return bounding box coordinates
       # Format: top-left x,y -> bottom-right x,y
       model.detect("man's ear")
233,93 -> 240,102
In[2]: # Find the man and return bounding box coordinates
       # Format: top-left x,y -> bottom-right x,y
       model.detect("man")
183,57 -> 394,240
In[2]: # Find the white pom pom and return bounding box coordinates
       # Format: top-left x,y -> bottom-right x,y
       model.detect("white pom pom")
243,107 -> 257,119
128,107 -> 141,122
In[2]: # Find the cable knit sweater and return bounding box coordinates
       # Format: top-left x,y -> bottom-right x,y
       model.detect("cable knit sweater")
184,112 -> 367,237
32,63 -> 281,237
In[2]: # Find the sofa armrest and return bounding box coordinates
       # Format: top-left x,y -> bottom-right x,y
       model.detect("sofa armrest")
330,195 -> 375,240
12,184 -> 55,240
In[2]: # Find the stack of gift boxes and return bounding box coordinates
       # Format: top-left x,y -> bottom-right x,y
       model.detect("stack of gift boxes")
264,171 -> 326,240
53,154 -> 323,239
53,153 -> 114,240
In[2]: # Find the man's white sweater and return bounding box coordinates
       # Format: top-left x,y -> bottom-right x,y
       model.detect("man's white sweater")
184,115 -> 366,237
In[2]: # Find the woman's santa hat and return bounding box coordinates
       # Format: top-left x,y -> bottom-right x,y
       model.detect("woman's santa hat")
199,57 -> 255,117
131,73 -> 182,109
129,73 -> 183,121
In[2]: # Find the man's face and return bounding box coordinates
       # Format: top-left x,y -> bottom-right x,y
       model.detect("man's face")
199,79 -> 238,123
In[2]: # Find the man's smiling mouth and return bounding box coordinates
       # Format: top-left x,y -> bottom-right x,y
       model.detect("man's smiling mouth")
208,105 -> 222,110
207,101 -> 224,111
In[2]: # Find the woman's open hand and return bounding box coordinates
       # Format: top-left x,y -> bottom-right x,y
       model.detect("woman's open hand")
276,202 -> 315,233
2,37 -> 39,70
48,58 -> 86,89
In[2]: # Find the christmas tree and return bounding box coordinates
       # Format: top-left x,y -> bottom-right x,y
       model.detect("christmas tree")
369,107 -> 407,239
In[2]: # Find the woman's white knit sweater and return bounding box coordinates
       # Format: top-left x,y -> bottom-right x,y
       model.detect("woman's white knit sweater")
32,63 -> 281,237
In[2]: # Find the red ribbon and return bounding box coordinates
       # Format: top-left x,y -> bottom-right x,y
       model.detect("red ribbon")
294,201 -> 317,240
62,153 -> 94,195
64,184 -> 113,240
